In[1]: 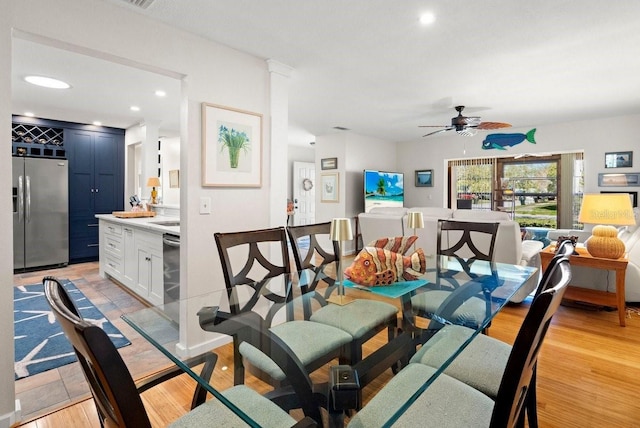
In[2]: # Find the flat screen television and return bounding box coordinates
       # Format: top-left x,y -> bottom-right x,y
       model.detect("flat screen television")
364,169 -> 404,213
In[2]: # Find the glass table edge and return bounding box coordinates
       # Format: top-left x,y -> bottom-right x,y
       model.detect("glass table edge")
121,312 -> 262,428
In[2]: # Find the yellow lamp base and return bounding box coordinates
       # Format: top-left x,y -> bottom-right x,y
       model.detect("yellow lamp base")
327,295 -> 355,306
150,188 -> 158,205
585,225 -> 625,259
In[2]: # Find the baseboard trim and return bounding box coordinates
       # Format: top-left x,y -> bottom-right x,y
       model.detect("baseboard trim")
0,399 -> 21,428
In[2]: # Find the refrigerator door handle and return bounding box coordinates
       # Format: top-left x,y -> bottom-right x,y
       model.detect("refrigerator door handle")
18,175 -> 24,223
26,175 -> 31,223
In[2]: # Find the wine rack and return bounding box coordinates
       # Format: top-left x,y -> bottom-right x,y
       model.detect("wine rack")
11,122 -> 66,158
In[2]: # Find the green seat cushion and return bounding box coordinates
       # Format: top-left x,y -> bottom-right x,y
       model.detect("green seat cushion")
169,385 -> 296,428
239,320 -> 352,381
411,290 -> 487,327
348,363 -> 493,427
310,299 -> 398,338
410,324 -> 511,398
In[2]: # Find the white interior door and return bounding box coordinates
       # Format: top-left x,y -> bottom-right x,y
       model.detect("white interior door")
293,161 -> 315,225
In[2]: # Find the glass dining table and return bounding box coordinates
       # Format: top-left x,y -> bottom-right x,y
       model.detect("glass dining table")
122,255 -> 537,427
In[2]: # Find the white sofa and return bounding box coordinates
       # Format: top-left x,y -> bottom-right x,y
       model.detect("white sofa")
547,208 -> 640,302
358,206 -> 543,302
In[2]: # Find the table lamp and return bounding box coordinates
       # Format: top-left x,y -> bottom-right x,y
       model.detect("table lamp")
407,211 -> 424,251
578,193 -> 635,259
328,217 -> 354,305
147,177 -> 161,205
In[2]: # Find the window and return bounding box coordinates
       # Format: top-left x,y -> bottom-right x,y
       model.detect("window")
449,152 -> 584,229
448,158 -> 495,210
498,157 -> 558,228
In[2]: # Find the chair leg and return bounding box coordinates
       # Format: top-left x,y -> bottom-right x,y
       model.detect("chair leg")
191,353 -> 218,408
232,338 -> 245,385
526,368 -> 539,428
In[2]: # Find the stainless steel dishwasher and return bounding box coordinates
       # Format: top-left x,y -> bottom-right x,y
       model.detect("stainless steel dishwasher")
162,234 -> 180,324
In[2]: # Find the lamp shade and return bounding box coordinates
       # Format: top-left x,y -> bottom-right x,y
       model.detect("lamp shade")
578,193 -> 635,226
407,211 -> 425,229
330,218 -> 353,242
146,177 -> 161,188
579,193 -> 635,259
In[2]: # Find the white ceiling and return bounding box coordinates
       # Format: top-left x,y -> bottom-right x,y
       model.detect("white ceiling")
12,0 -> 640,146
12,38 -> 181,134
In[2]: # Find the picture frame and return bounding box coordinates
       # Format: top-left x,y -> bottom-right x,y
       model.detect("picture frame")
169,169 -> 180,188
598,172 -> 640,187
321,157 -> 338,170
321,173 -> 339,202
600,191 -> 638,208
415,169 -> 434,187
605,151 -> 633,168
201,103 -> 263,187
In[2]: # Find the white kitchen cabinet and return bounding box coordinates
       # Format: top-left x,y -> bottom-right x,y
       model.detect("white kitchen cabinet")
101,222 -> 123,279
134,230 -> 163,305
99,218 -> 165,305
122,226 -> 136,288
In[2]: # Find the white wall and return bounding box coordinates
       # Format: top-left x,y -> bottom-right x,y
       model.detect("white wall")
397,114 -> 640,208
314,132 -> 397,254
161,136 -> 180,206
0,2 -> 17,425
3,0 -> 280,421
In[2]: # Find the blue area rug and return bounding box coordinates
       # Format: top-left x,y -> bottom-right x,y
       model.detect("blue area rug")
14,279 -> 130,379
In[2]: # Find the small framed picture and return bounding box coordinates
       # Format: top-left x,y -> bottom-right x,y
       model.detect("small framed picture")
321,173 -> 339,202
321,157 -> 338,170
605,151 -> 633,168
415,169 -> 433,187
169,170 -> 180,188
598,172 -> 640,187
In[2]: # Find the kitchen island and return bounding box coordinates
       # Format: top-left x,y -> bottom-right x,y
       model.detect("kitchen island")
97,214 -> 179,305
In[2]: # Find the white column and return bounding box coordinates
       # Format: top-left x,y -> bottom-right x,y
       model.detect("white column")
1,4 -> 18,424
141,121 -> 161,203
267,60 -> 294,228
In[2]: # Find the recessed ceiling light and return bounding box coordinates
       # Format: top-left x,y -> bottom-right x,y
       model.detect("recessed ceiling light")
155,90 -> 166,97
130,106 -> 140,112
419,12 -> 436,26
24,112 -> 35,117
24,75 -> 71,89
93,121 -> 102,126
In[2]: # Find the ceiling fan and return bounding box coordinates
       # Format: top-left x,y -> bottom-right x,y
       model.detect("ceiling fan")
420,106 -> 512,137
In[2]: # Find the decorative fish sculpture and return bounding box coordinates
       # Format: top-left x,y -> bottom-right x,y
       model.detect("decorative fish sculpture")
482,128 -> 536,150
344,237 -> 426,286
366,236 -> 417,255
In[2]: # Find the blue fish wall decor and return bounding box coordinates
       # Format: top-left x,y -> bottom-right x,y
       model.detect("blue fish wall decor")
482,128 -> 536,150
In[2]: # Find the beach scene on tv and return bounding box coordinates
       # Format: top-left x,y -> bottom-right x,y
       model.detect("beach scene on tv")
364,170 -> 404,212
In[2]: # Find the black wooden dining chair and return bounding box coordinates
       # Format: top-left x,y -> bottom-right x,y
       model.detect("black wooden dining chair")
408,244 -> 574,428
348,257 -> 571,427
213,226 -> 352,387
287,222 -> 399,363
43,276 -> 315,428
409,219 -> 500,329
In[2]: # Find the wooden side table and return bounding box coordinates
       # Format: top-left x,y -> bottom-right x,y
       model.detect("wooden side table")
540,245 -> 628,326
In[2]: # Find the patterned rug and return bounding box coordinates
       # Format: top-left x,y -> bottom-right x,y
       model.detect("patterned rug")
14,279 -> 130,379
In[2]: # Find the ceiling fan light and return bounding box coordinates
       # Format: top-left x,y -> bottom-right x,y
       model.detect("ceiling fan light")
457,128 -> 477,137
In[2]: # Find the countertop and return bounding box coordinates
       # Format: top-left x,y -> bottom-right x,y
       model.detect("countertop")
95,214 -> 180,236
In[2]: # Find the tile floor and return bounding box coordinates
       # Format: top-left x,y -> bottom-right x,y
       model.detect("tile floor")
13,262 -> 170,422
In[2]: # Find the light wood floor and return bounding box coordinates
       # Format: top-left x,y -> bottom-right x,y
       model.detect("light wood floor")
13,263 -> 640,427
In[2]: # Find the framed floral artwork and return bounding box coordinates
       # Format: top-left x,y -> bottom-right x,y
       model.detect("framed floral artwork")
201,103 -> 262,187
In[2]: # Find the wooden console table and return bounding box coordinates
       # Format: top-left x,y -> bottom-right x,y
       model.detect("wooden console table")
540,245 -> 628,326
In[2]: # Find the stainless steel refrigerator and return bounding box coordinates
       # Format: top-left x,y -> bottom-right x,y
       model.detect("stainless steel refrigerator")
13,156 -> 69,270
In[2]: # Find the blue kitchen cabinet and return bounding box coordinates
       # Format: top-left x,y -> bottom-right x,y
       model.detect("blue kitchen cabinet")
67,127 -> 124,262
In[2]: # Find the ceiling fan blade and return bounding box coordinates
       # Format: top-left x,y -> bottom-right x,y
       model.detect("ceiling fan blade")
418,125 -> 449,128
477,121 -> 512,130
423,127 -> 453,137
